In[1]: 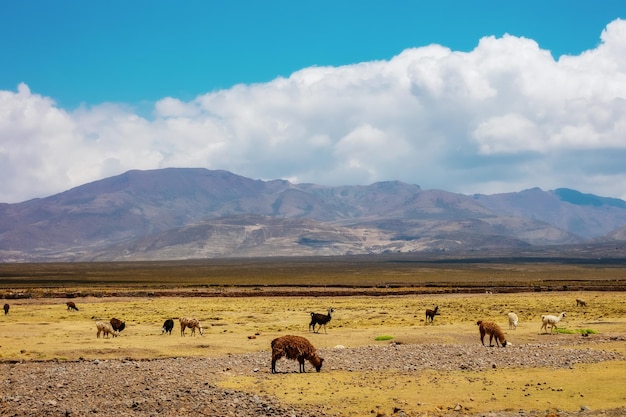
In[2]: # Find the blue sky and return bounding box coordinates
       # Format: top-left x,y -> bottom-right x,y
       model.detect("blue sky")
1,1 -> 626,203
2,1 -> 621,108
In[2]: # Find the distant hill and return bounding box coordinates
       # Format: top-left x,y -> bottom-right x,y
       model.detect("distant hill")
1,168 -> 625,262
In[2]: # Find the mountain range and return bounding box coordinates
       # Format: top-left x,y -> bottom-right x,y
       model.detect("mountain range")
1,167 -> 626,262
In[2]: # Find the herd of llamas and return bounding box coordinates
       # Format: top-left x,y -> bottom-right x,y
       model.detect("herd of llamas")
0,297 -> 587,373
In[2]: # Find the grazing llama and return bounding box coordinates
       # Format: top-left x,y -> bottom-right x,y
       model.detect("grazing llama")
540,312 -> 566,334
507,312 -> 519,330
477,320 -> 508,347
271,335 -> 324,373
576,298 -> 587,307
66,301 -> 79,311
179,317 -> 203,336
162,319 -> 174,335
3,304 -> 9,315
96,321 -> 118,338
309,308 -> 334,334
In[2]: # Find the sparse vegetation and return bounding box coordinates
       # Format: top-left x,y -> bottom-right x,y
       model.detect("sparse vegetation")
555,328 -> 598,335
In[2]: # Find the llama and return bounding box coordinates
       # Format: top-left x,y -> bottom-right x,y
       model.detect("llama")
179,317 -> 203,336
507,312 -> 519,330
477,320 -> 508,347
309,308 -> 334,334
109,318 -> 126,334
96,321 -> 118,338
3,303 -> 9,315
66,301 -> 79,311
540,312 -> 566,334
271,335 -> 324,373
425,306 -> 440,323
576,298 -> 587,307
162,319 -> 174,335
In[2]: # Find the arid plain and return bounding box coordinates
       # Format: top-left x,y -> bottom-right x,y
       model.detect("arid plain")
1,256 -> 625,416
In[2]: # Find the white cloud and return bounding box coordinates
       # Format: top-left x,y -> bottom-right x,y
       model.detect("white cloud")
2,19 -> 626,202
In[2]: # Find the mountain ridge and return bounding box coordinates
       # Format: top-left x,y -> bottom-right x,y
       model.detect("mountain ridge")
1,168 -> 625,262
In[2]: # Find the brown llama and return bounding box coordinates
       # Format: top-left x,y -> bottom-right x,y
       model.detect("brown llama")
271,335 -> 324,373
576,298 -> 587,307
477,320 -> 508,347
3,303 -> 9,315
66,301 -> 79,311
179,317 -> 203,336
425,306 -> 439,323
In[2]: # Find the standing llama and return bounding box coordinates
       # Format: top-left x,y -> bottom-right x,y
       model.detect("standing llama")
540,312 -> 566,334
309,308 -> 334,334
507,312 -> 519,330
425,306 -> 440,324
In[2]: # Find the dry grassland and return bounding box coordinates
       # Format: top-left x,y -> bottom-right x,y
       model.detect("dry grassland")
1,291 -> 626,415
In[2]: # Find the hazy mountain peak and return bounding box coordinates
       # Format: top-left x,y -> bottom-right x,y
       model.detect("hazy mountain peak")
553,188 -> 626,209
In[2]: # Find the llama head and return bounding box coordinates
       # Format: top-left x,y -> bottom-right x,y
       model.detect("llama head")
311,354 -> 324,372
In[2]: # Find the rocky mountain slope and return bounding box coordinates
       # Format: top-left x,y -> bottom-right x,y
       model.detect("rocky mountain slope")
1,168 -> 625,261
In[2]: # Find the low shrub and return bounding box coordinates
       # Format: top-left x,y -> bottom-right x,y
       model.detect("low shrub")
555,328 -> 598,335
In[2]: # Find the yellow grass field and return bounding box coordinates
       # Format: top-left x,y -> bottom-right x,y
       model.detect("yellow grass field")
1,291 -> 625,416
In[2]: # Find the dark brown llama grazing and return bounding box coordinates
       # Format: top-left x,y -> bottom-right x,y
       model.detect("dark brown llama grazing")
477,320 -> 508,347
66,301 -> 79,311
271,335 -> 324,373
3,303 -> 9,315
110,318 -> 126,333
425,306 -> 440,323
309,307 -> 334,334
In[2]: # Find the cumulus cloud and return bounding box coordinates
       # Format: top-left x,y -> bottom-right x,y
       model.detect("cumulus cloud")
2,19 -> 626,203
